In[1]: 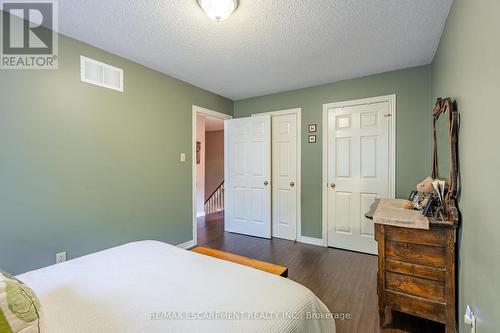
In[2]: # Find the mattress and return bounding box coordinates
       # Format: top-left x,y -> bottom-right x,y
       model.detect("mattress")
17,241 -> 335,333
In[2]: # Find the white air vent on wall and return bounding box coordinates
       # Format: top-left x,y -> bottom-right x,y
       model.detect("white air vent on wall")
80,56 -> 124,92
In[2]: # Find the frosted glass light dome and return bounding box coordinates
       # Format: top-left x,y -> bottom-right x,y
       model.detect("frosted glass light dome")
198,0 -> 238,22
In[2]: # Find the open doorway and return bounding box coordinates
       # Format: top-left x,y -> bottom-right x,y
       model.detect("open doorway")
203,116 -> 225,215
192,106 -> 231,246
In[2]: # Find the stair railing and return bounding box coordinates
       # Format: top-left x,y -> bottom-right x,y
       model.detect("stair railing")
204,181 -> 224,214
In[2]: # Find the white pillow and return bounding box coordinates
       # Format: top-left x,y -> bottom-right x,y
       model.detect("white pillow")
0,271 -> 41,333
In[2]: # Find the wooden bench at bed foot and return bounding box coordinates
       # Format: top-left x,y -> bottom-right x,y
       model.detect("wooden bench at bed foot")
191,246 -> 288,278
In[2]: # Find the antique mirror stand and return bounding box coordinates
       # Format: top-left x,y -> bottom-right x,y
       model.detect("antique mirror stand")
432,97 -> 461,225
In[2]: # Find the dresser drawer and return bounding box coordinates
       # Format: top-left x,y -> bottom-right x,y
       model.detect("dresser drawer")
386,259 -> 446,282
386,290 -> 446,324
386,240 -> 446,268
386,271 -> 445,302
385,225 -> 445,246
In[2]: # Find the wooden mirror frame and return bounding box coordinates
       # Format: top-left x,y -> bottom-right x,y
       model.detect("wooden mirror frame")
432,98 -> 460,225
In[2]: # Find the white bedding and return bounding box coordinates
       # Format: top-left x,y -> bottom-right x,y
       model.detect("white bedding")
17,241 -> 335,333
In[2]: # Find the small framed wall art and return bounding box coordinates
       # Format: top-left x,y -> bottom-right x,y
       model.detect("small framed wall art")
308,135 -> 317,144
308,124 -> 317,133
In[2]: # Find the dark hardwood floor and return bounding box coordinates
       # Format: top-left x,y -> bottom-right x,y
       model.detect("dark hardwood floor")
197,212 -> 445,333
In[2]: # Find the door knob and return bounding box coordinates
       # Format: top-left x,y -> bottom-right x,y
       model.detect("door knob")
290,182 -> 295,187
330,183 -> 336,189
264,181 -> 269,186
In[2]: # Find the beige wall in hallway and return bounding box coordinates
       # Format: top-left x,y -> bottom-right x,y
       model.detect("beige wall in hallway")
205,130 -> 224,201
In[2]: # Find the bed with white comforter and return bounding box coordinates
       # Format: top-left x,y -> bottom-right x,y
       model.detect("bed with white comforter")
17,240 -> 335,333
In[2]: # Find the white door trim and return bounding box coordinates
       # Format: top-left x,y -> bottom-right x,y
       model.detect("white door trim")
192,105 -> 232,247
322,95 -> 396,247
252,108 -> 302,242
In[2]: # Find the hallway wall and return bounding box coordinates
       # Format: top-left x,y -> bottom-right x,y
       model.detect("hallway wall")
205,130 -> 224,201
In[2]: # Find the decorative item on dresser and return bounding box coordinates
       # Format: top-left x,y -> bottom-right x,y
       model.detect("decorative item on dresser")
368,97 -> 460,333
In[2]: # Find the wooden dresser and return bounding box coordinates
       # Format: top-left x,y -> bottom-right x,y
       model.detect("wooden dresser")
374,220 -> 457,333
369,97 -> 460,332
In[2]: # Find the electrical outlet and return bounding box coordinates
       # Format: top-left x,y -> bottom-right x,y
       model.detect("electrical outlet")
56,252 -> 66,264
464,305 -> 476,333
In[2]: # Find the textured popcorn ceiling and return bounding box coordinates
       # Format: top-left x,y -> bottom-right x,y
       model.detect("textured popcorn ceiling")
58,0 -> 452,100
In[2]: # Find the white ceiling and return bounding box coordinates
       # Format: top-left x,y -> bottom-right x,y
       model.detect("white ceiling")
58,0 -> 452,100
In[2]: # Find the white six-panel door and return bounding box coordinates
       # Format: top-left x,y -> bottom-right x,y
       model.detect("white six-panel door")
225,116 -> 272,238
325,96 -> 394,254
272,114 -> 298,240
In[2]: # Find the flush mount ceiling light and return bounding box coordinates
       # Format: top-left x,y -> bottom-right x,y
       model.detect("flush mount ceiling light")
198,0 -> 238,22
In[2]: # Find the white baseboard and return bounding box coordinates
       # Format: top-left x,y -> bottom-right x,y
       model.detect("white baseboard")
196,212 -> 205,218
177,239 -> 196,250
300,236 -> 325,247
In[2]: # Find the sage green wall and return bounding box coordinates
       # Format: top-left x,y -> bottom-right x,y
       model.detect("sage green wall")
432,0 -> 500,331
0,33 -> 232,275
234,66 -> 432,238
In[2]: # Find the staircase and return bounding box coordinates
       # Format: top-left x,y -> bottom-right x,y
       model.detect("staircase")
205,181 -> 224,215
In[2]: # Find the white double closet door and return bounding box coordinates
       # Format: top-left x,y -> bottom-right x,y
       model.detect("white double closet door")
225,113 -> 298,240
